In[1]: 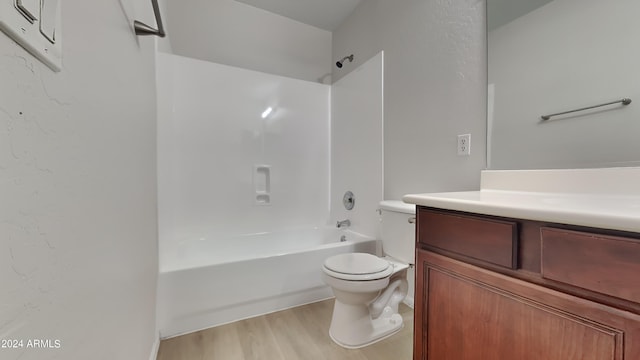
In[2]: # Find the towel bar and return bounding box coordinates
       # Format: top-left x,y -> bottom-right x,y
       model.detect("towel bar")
541,98 -> 631,121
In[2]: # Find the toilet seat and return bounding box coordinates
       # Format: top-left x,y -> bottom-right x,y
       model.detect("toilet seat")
323,253 -> 393,281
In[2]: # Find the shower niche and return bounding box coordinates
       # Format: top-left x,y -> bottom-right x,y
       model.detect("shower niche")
254,165 -> 271,205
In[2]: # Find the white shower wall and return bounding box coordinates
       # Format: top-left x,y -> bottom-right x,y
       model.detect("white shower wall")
330,52 -> 384,238
157,53 -> 330,261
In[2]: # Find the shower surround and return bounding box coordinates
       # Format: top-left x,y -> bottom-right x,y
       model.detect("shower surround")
156,53 -> 332,336
155,52 -> 384,337
157,52 -> 331,250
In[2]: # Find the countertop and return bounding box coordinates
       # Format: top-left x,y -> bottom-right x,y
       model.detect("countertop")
402,168 -> 640,233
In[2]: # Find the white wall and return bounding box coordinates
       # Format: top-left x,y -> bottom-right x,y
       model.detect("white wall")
0,0 -> 158,359
157,53 -> 330,263
165,0 -> 333,83
332,0 -> 487,198
330,52 -> 384,238
489,0 -> 640,170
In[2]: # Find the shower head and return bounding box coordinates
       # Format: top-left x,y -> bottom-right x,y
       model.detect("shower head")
336,54 -> 354,68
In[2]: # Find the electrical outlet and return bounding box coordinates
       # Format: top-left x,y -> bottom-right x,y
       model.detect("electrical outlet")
457,134 -> 471,156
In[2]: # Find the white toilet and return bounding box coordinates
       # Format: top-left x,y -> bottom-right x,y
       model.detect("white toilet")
322,200 -> 416,348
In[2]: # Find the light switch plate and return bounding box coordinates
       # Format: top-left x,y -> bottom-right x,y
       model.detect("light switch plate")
0,0 -> 62,71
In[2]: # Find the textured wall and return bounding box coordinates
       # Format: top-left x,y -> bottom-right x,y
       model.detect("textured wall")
0,0 -> 158,359
333,0 -> 487,199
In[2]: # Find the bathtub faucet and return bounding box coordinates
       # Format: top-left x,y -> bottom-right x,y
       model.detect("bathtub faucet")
336,219 -> 351,228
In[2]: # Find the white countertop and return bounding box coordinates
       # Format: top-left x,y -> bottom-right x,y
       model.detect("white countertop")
402,168 -> 640,233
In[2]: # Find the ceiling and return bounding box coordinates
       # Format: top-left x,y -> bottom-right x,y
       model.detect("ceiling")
234,0 -> 362,31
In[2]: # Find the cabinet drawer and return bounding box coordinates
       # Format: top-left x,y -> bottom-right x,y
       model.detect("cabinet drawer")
417,208 -> 518,269
541,227 -> 640,304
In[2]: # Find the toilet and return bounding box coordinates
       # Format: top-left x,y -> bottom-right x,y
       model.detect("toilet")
322,200 -> 415,348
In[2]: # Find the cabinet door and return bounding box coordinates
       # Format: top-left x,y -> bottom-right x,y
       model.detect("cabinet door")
414,250 -> 640,360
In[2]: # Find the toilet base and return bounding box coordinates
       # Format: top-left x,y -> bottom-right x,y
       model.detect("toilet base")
328,302 -> 404,349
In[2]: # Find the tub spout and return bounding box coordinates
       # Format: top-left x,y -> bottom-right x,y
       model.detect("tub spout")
369,278 -> 408,320
336,219 -> 351,228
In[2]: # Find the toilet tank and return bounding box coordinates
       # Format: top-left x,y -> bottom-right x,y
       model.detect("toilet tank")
379,200 -> 416,264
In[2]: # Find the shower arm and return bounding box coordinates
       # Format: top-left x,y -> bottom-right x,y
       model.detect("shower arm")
134,0 -> 166,38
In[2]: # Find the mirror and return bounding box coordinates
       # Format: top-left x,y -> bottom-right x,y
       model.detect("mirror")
487,0 -> 640,170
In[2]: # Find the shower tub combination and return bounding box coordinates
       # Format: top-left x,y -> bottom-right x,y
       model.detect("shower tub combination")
157,226 -> 380,338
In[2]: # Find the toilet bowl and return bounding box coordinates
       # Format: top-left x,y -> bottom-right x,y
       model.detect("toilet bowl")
322,253 -> 409,348
322,200 -> 415,349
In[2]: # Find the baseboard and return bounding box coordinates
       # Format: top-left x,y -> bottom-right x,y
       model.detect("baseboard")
148,335 -> 160,360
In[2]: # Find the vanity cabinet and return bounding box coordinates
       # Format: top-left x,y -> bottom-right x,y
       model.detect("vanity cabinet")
413,207 -> 640,360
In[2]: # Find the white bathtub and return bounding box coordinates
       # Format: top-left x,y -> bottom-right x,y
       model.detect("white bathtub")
157,227 -> 380,338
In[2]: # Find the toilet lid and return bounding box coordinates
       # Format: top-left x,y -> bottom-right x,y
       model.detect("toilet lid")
324,253 -> 390,275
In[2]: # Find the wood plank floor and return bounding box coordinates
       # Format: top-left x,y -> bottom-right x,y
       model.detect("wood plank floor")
157,299 -> 414,360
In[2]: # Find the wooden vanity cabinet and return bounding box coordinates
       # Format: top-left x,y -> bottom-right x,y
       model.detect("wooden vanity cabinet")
414,207 -> 640,360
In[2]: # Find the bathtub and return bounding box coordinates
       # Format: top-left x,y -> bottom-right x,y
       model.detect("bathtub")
157,226 -> 380,338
